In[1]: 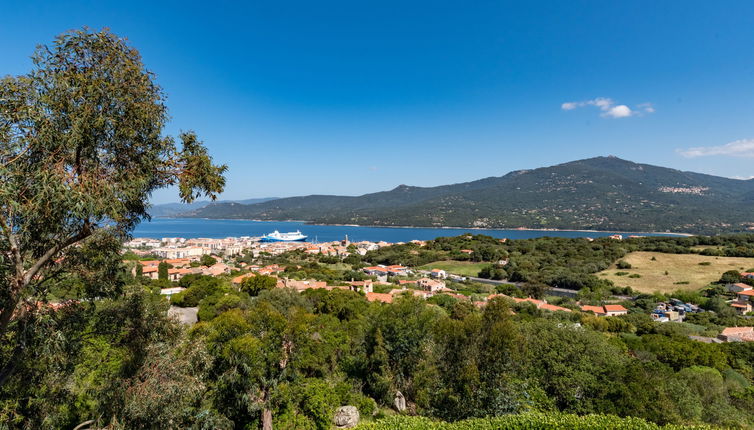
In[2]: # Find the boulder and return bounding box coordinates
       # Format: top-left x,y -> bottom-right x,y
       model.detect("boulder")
394,391 -> 406,412
333,405 -> 360,428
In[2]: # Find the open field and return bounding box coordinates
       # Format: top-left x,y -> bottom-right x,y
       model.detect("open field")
597,251 -> 754,294
418,260 -> 490,277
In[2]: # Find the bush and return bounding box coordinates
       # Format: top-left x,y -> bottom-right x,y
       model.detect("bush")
355,412 -> 712,429
616,260 -> 632,269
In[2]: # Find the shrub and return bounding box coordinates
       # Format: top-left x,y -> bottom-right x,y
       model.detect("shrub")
355,412 -> 713,429
616,260 -> 633,269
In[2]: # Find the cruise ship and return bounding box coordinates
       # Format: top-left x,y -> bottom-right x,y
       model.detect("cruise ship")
259,230 -> 308,242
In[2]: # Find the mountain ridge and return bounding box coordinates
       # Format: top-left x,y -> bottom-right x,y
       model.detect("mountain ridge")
178,157 -> 754,234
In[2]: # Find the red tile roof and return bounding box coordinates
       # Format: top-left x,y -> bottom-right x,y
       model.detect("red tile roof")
366,292 -> 393,303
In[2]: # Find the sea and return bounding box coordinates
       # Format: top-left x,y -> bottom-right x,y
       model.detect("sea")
132,218 -> 683,243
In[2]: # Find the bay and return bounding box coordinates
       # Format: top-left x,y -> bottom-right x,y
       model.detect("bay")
132,218 -> 683,242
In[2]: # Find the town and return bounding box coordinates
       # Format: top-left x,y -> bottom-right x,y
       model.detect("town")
123,234 -> 754,345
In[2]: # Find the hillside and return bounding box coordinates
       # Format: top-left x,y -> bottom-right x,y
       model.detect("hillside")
180,157 -> 754,234
149,197 -> 278,217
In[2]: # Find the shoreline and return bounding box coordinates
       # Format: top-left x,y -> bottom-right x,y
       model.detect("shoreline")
160,216 -> 692,237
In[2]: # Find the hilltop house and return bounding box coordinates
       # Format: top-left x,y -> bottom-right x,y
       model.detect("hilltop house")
727,283 -> 752,293
429,269 -> 448,279
579,304 -> 629,317
417,277 -> 446,292
731,289 -> 754,315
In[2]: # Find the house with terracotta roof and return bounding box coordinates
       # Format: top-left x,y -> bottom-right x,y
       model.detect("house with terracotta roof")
363,266 -> 389,276
741,272 -> 754,279
429,269 -> 447,279
580,305 -> 607,316
731,289 -> 754,314
348,280 -> 374,294
727,283 -> 752,293
366,292 -> 393,303
141,266 -> 159,280
232,272 -> 256,285
488,294 -> 571,312
603,304 -> 628,316
385,265 -> 410,276
417,277 -> 446,292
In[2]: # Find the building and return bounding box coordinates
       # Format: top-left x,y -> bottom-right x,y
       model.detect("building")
385,265 -> 410,276
417,277 -> 446,292
731,290 -> 754,315
348,280 -> 374,294
366,292 -> 393,304
579,304 -> 628,317
603,304 -> 628,316
429,269 -> 447,279
727,283 -> 752,293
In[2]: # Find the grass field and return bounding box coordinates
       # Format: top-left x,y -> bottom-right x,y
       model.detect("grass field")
597,251 -> 754,294
418,260 -> 490,277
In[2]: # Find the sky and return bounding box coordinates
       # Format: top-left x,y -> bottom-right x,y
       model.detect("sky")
2,1 -> 754,203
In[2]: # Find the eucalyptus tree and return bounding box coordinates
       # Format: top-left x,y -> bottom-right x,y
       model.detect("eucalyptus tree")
0,29 -> 226,376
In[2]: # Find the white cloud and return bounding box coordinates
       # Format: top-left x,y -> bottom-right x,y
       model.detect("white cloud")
678,139 -> 754,158
561,97 -> 654,119
602,105 -> 633,118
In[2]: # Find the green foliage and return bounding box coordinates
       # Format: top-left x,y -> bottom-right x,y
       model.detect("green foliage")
158,261 -> 170,280
720,270 -> 742,284
616,260 -> 632,269
171,275 -> 228,307
239,274 -> 277,296
355,412 -> 714,429
200,254 -> 218,267
0,27 -> 225,341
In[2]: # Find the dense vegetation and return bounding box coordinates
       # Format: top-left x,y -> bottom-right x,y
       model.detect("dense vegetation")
184,156 -> 754,234
4,28 -> 754,430
361,233 -> 754,298
356,413 -> 715,429
5,269 -> 754,428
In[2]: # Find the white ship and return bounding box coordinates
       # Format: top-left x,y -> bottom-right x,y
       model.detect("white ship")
259,230 -> 308,242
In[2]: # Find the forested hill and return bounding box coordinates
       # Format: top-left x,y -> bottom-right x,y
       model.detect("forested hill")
181,156 -> 754,234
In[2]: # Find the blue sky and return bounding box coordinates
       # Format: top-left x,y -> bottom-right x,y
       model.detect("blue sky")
2,1 -> 754,203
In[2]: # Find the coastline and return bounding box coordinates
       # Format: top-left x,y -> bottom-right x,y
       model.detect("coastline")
161,216 -> 692,237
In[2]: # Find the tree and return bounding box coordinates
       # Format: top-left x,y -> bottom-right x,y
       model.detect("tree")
0,28 -> 226,382
719,270 -> 741,284
200,255 -> 218,267
158,261 -> 170,281
240,275 -> 277,296
202,303 -> 342,430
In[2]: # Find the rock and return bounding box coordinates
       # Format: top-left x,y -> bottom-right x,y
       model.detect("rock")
394,391 -> 406,412
333,405 -> 360,428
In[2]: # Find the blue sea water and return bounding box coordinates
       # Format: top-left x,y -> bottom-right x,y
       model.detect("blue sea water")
132,218 -> 682,242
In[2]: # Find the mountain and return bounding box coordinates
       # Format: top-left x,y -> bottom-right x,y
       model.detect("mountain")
179,157 -> 754,234
149,198 -> 278,217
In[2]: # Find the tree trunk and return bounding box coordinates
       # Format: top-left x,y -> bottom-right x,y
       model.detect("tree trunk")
262,408 -> 273,430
